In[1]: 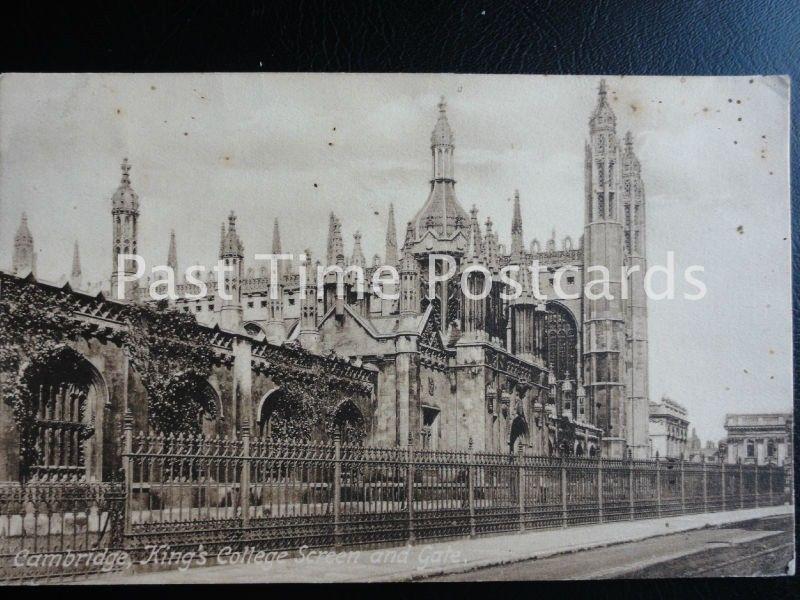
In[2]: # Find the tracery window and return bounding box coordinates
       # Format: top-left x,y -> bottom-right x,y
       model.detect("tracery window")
21,347 -> 100,481
543,303 -> 578,381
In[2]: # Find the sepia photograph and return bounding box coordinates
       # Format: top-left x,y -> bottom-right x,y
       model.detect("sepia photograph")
0,71 -> 793,584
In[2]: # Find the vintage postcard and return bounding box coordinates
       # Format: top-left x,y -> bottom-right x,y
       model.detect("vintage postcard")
0,73 -> 792,582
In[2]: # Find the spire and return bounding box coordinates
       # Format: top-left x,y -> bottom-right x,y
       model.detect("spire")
69,241 -> 82,288
167,229 -> 178,274
410,98 -> 468,239
220,211 -> 244,259
510,190 -> 525,261
431,96 -> 453,147
272,218 -> 282,254
385,204 -> 398,265
350,231 -> 366,268
482,217 -> 499,271
12,212 -> 36,275
623,130 -> 641,173
326,213 -> 336,265
590,79 -> 616,133
326,212 -> 344,265
466,205 -> 483,261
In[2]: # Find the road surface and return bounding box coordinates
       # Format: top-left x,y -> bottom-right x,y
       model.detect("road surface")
429,515 -> 794,580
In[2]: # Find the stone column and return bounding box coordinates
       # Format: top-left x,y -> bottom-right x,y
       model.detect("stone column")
395,330 -> 418,447
233,337 -> 253,432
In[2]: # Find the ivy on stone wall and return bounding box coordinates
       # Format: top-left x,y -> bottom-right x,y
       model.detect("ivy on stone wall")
0,281 -> 91,476
0,281 -> 219,471
1,278 -> 370,467
122,302 -> 218,434
258,356 -> 367,444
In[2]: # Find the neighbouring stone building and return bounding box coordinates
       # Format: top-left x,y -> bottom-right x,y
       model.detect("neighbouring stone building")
724,413 -> 792,466
5,80 -> 654,462
648,397 -> 689,459
687,429 -> 724,464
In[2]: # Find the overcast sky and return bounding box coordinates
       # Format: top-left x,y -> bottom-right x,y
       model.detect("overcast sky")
0,73 -> 791,442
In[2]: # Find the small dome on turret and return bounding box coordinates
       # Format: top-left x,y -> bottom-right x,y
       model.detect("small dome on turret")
111,158 -> 139,212
112,185 -> 139,211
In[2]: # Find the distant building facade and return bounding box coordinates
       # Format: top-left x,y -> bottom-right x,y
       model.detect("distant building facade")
648,397 -> 688,459
725,413 -> 792,466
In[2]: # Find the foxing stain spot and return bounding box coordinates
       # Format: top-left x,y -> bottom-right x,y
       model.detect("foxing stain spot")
328,142 -> 333,146
737,117 -> 742,121
749,79 -> 754,83
630,104 -> 638,113
150,85 -> 156,91
769,349 -> 775,355
728,98 -> 733,103
736,99 -> 741,104
736,225 -> 744,234
743,369 -> 748,374
183,132 -> 188,136
116,109 -> 122,115
733,140 -> 738,144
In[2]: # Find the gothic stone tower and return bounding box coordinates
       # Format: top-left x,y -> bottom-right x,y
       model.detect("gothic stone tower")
622,131 -> 650,458
111,158 -> 140,301
582,81 -> 628,458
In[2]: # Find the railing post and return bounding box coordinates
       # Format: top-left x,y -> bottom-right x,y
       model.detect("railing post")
768,462 -> 773,505
467,438 -> 476,538
754,462 -> 760,508
561,456 -> 568,528
628,450 -> 635,521
739,459 -> 744,509
679,454 -> 686,513
721,460 -> 726,511
597,458 -> 604,523
240,420 -> 250,530
655,454 -> 662,518
407,432 -> 415,544
333,431 -> 342,548
122,409 -> 134,536
517,445 -> 525,532
701,455 -> 708,513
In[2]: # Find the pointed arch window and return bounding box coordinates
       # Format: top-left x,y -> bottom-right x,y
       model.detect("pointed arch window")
543,304 -> 578,381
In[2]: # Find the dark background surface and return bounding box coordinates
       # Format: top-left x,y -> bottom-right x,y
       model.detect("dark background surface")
1,0 -> 798,594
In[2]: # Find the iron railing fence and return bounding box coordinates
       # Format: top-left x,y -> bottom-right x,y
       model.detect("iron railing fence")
0,479 -> 125,583
121,424 -> 788,557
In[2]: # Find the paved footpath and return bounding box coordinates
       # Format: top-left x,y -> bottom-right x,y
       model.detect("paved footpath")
88,505 -> 793,584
